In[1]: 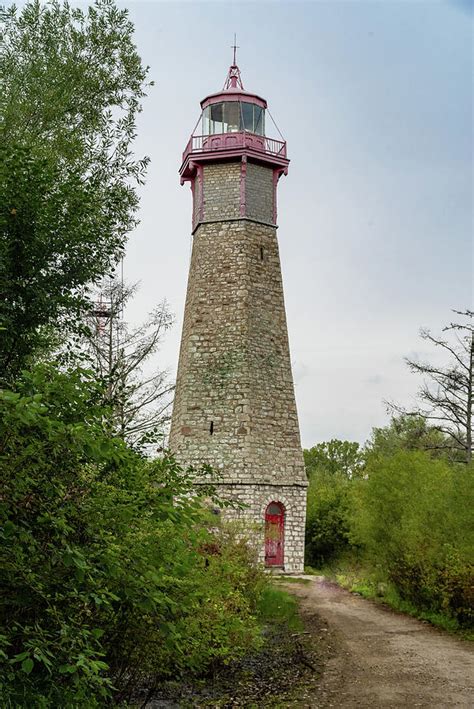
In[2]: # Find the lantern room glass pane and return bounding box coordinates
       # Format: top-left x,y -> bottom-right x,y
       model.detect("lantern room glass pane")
242,102 -> 254,131
202,106 -> 210,135
210,103 -> 223,133
223,102 -> 239,132
254,106 -> 264,135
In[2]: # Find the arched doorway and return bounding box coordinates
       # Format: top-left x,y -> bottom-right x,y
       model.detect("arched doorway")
265,502 -> 285,567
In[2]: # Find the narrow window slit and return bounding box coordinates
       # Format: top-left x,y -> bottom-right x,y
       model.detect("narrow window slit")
260,246 -> 264,261
209,421 -> 214,435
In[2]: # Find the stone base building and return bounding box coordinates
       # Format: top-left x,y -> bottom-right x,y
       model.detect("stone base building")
169,61 -> 307,573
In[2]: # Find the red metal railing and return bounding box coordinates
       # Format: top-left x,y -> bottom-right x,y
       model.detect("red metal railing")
182,132 -> 287,163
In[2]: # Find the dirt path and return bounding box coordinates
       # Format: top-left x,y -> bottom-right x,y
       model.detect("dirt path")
287,577 -> 474,708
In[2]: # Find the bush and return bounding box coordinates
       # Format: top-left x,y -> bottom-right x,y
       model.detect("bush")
304,440 -> 363,567
305,471 -> 352,567
0,365 -> 266,706
352,451 -> 473,627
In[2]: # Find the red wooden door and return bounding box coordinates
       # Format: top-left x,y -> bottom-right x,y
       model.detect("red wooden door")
265,502 -> 284,567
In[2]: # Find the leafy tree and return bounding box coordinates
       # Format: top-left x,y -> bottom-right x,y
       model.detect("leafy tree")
304,439 -> 364,480
79,278 -> 174,447
305,472 -> 352,567
366,413 -> 452,459
304,440 -> 362,566
389,310 -> 474,464
1,3 -> 270,705
0,0 -> 150,380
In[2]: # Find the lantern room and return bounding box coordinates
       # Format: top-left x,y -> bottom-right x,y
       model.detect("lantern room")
180,62 -> 289,183
202,100 -> 265,136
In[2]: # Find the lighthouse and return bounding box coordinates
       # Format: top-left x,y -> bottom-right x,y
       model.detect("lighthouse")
169,56 -> 307,573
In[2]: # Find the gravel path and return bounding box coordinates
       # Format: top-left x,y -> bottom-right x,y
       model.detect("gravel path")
287,577 -> 474,708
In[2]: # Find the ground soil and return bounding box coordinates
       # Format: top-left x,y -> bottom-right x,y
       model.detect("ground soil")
287,576 -> 474,708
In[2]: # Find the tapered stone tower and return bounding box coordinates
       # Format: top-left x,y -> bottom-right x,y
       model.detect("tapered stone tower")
169,59 -> 307,572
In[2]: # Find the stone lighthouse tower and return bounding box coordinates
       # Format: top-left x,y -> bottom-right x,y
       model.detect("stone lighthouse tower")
169,57 -> 307,572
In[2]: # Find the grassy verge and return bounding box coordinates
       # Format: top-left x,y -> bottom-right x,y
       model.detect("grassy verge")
272,575 -> 312,585
306,558 -> 473,641
257,584 -> 304,631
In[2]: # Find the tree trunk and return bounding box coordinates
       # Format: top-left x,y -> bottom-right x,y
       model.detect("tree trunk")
466,332 -> 473,465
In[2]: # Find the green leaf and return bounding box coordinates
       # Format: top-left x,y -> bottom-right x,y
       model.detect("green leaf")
2,521 -> 16,538
58,664 -> 77,674
21,658 -> 34,674
11,651 -> 29,663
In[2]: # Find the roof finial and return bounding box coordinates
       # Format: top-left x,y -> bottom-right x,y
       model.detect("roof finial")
231,33 -> 239,67
223,35 -> 244,90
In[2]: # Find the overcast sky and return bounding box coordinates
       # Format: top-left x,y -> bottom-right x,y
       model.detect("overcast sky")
118,0 -> 472,447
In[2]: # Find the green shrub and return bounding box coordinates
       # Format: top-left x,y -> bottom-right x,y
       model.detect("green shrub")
304,441 -> 362,567
352,451 -> 473,627
0,365 -> 267,706
305,470 -> 353,567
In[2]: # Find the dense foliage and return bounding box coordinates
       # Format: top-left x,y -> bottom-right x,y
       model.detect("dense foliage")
304,440 -> 363,566
0,365 -> 266,706
304,440 -> 364,479
304,423 -> 474,629
366,414 -> 452,458
352,450 -> 473,626
0,0 -> 150,379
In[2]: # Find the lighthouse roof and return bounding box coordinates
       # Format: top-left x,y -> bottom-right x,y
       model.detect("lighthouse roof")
200,63 -> 267,111
200,89 -> 267,111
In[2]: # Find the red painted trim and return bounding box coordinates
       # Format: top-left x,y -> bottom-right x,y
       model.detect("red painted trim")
180,133 -> 288,188
272,169 -> 279,225
197,164 -> 204,222
201,91 -> 267,110
191,175 -> 196,229
182,132 -> 286,165
180,152 -> 288,182
240,156 -> 247,217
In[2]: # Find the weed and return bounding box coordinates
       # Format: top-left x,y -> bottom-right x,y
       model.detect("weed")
257,586 -> 303,631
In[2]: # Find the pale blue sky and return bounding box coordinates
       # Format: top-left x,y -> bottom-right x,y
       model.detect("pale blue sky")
118,0 -> 473,446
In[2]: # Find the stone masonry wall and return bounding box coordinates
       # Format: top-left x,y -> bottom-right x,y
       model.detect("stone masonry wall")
194,161 -> 275,227
169,217 -> 306,487
214,484 -> 307,572
171,159 -> 307,572
246,163 -> 274,224
202,162 -> 241,220
193,172 -> 201,225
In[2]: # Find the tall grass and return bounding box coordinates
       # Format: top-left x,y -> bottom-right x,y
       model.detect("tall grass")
257,586 -> 303,631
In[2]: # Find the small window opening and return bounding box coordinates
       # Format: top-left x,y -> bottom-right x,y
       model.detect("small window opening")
209,421 -> 214,435
260,246 -> 264,261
